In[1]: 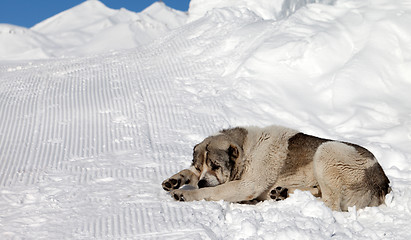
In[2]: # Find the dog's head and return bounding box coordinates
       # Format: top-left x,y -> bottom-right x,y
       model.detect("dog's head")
191,134 -> 243,188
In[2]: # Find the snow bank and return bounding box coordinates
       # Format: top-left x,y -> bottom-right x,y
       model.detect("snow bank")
1,0 -> 411,239
188,0 -> 336,21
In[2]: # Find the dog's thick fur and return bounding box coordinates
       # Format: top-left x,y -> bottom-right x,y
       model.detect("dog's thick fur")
162,125 -> 390,211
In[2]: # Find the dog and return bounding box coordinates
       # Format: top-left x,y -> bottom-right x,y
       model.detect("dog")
162,125 -> 390,211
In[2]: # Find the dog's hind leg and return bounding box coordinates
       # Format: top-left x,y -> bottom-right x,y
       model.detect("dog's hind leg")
266,186 -> 321,202
312,141 -> 388,211
269,186 -> 289,201
312,142 -> 348,211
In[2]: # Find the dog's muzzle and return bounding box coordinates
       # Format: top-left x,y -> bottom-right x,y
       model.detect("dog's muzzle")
198,179 -> 208,188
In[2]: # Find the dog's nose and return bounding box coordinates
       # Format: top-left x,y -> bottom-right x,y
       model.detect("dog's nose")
198,179 -> 207,188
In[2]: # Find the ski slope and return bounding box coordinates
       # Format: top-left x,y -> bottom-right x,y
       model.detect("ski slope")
1,0 -> 411,239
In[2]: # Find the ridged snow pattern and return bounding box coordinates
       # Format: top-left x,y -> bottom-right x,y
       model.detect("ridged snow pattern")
0,13 -> 252,238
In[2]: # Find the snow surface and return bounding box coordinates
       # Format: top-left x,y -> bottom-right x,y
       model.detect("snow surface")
1,0 -> 411,239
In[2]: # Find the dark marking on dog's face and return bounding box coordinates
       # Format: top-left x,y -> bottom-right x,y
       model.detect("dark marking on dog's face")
191,134 -> 240,188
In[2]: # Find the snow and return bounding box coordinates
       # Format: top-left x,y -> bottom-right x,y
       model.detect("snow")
1,0 -> 411,239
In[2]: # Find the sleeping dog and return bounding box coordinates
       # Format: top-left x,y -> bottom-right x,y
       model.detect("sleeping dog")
162,125 -> 390,211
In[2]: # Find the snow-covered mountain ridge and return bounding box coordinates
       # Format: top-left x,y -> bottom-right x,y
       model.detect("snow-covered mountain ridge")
0,0 -> 187,60
1,0 -> 411,239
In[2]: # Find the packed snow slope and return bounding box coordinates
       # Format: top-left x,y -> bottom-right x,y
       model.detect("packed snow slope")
1,0 -> 411,239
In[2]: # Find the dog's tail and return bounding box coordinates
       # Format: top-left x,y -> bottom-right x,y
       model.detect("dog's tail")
375,163 -> 391,205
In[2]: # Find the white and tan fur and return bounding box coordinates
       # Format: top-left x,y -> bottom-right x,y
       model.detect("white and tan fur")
162,125 -> 390,211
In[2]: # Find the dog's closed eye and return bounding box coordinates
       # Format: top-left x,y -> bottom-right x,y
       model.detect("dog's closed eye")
210,162 -> 220,170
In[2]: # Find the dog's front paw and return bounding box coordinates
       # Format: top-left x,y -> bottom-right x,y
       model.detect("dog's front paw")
170,189 -> 199,202
171,190 -> 186,202
270,186 -> 288,201
162,177 -> 182,192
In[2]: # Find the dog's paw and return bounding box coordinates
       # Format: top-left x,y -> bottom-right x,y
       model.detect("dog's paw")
270,186 -> 288,201
170,189 -> 200,202
171,190 -> 186,202
162,177 -> 183,191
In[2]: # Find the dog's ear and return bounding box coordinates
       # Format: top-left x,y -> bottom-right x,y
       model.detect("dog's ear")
192,143 -> 200,165
227,144 -> 239,161
193,143 -> 199,152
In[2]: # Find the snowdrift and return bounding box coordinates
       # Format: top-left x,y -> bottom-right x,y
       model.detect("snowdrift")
1,0 -> 411,239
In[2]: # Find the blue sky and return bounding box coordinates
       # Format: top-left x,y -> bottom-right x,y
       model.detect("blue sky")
0,0 -> 191,28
